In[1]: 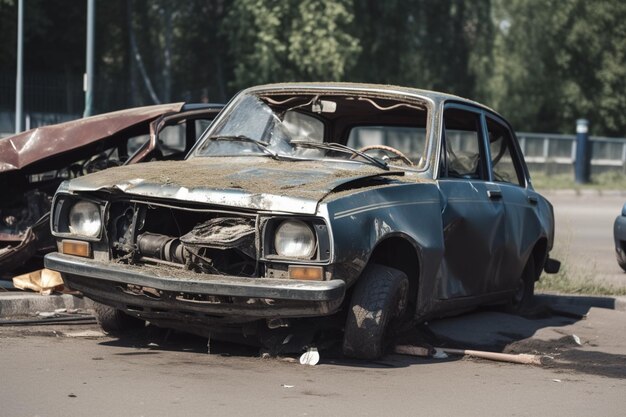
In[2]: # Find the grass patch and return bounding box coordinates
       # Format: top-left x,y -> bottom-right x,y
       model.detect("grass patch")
536,223 -> 626,296
536,269 -> 626,296
530,170 -> 626,191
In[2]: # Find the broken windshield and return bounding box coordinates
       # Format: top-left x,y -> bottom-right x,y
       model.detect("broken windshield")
192,91 -> 429,170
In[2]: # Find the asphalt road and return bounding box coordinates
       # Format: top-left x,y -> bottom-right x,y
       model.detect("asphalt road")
1,192 -> 626,416
544,191 -> 626,287
1,303 -> 625,417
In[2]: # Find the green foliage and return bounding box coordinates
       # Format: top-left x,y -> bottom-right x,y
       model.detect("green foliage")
2,0 -> 626,137
488,0 -> 626,135
224,0 -> 360,89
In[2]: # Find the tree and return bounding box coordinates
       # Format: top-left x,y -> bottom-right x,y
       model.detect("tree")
224,0 -> 360,90
488,0 -> 626,135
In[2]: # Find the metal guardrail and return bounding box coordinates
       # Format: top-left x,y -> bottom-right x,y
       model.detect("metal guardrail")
1,111 -> 624,172
517,132 -> 626,168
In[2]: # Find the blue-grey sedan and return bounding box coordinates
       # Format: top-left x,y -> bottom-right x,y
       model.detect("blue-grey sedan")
45,83 -> 560,359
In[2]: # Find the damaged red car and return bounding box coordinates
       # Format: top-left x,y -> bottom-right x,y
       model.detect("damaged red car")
44,83 -> 560,359
0,103 -> 222,275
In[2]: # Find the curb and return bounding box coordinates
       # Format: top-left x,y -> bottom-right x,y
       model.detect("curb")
0,293 -> 95,318
535,293 -> 626,312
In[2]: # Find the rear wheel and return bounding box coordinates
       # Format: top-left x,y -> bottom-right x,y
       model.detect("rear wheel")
509,255 -> 538,313
343,264 -> 409,360
93,302 -> 145,335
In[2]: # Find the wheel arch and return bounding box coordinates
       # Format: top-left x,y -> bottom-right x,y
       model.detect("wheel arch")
367,232 -> 421,306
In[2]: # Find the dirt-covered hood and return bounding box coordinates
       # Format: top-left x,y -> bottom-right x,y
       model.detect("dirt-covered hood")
65,157 -> 403,214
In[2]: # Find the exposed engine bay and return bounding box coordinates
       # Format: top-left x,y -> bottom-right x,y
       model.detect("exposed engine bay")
109,201 -> 259,277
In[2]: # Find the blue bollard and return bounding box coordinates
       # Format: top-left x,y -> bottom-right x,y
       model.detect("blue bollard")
574,119 -> 590,184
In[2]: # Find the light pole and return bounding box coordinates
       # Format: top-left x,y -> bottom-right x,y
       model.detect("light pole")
83,0 -> 95,117
15,0 -> 24,133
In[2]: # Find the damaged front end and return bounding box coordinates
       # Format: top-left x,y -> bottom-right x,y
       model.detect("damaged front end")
46,189 -> 345,332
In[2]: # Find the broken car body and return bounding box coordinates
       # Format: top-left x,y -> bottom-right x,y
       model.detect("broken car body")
44,83 -> 559,359
0,103 -> 222,274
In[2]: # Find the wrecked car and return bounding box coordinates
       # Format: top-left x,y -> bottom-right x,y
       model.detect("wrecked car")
0,103 -> 223,274
614,203 -> 626,272
44,83 -> 560,359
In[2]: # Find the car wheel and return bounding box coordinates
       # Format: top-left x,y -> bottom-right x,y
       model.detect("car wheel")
93,302 -> 145,335
509,255 -> 537,313
342,264 -> 409,360
617,249 -> 626,272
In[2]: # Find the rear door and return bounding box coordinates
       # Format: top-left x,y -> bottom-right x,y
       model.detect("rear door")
436,104 -> 506,299
483,114 -> 539,293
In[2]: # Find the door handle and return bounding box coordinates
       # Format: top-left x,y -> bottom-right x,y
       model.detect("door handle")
487,190 -> 502,199
528,195 -> 538,205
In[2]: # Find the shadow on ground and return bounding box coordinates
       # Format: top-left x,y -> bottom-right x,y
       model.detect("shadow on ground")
96,294 -> 625,377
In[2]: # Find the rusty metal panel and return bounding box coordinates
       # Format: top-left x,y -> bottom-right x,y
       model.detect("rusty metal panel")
0,103 -> 184,173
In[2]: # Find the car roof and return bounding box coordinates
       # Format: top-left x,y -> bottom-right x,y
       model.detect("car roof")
243,82 -> 498,114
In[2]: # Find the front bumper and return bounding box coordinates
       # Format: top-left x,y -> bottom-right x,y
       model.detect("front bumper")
44,252 -> 345,322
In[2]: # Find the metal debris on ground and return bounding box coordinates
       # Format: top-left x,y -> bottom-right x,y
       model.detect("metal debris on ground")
572,334 -> 582,346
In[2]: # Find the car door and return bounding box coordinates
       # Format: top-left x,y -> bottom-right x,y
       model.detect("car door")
436,104 -> 507,300
483,113 -> 540,293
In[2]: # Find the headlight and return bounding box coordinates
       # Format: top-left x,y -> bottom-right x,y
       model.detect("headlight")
274,220 -> 316,258
68,201 -> 102,237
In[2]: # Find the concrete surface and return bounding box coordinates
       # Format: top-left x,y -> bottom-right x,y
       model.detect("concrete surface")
0,292 -> 94,318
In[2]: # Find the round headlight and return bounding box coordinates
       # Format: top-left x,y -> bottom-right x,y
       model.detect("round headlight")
274,220 -> 316,258
68,201 -> 102,237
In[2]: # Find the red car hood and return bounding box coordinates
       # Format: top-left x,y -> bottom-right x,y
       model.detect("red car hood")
0,102 -> 184,174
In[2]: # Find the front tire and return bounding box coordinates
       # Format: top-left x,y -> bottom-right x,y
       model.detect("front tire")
616,248 -> 626,272
343,264 -> 409,360
93,302 -> 145,335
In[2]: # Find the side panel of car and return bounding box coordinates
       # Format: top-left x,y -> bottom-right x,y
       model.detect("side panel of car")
324,181 -> 444,316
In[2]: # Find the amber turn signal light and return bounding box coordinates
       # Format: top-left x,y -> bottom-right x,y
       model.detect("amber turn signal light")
61,240 -> 92,258
288,266 -> 323,281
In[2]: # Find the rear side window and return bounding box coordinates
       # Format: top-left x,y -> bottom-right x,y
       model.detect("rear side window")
442,108 -> 485,179
486,117 -> 524,186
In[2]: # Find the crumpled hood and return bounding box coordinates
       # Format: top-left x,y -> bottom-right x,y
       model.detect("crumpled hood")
0,103 -> 184,174
65,157 -> 403,214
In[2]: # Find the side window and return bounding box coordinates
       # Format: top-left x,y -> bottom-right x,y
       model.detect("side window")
442,108 -> 485,179
486,117 -> 524,186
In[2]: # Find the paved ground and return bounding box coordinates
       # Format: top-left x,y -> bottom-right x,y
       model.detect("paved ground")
542,191 -> 626,287
0,302 -> 625,417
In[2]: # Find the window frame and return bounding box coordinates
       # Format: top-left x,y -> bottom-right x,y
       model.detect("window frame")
482,112 -> 529,188
439,102 -> 490,181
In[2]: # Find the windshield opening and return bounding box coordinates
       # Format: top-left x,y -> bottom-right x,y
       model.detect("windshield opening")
193,91 -> 429,170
